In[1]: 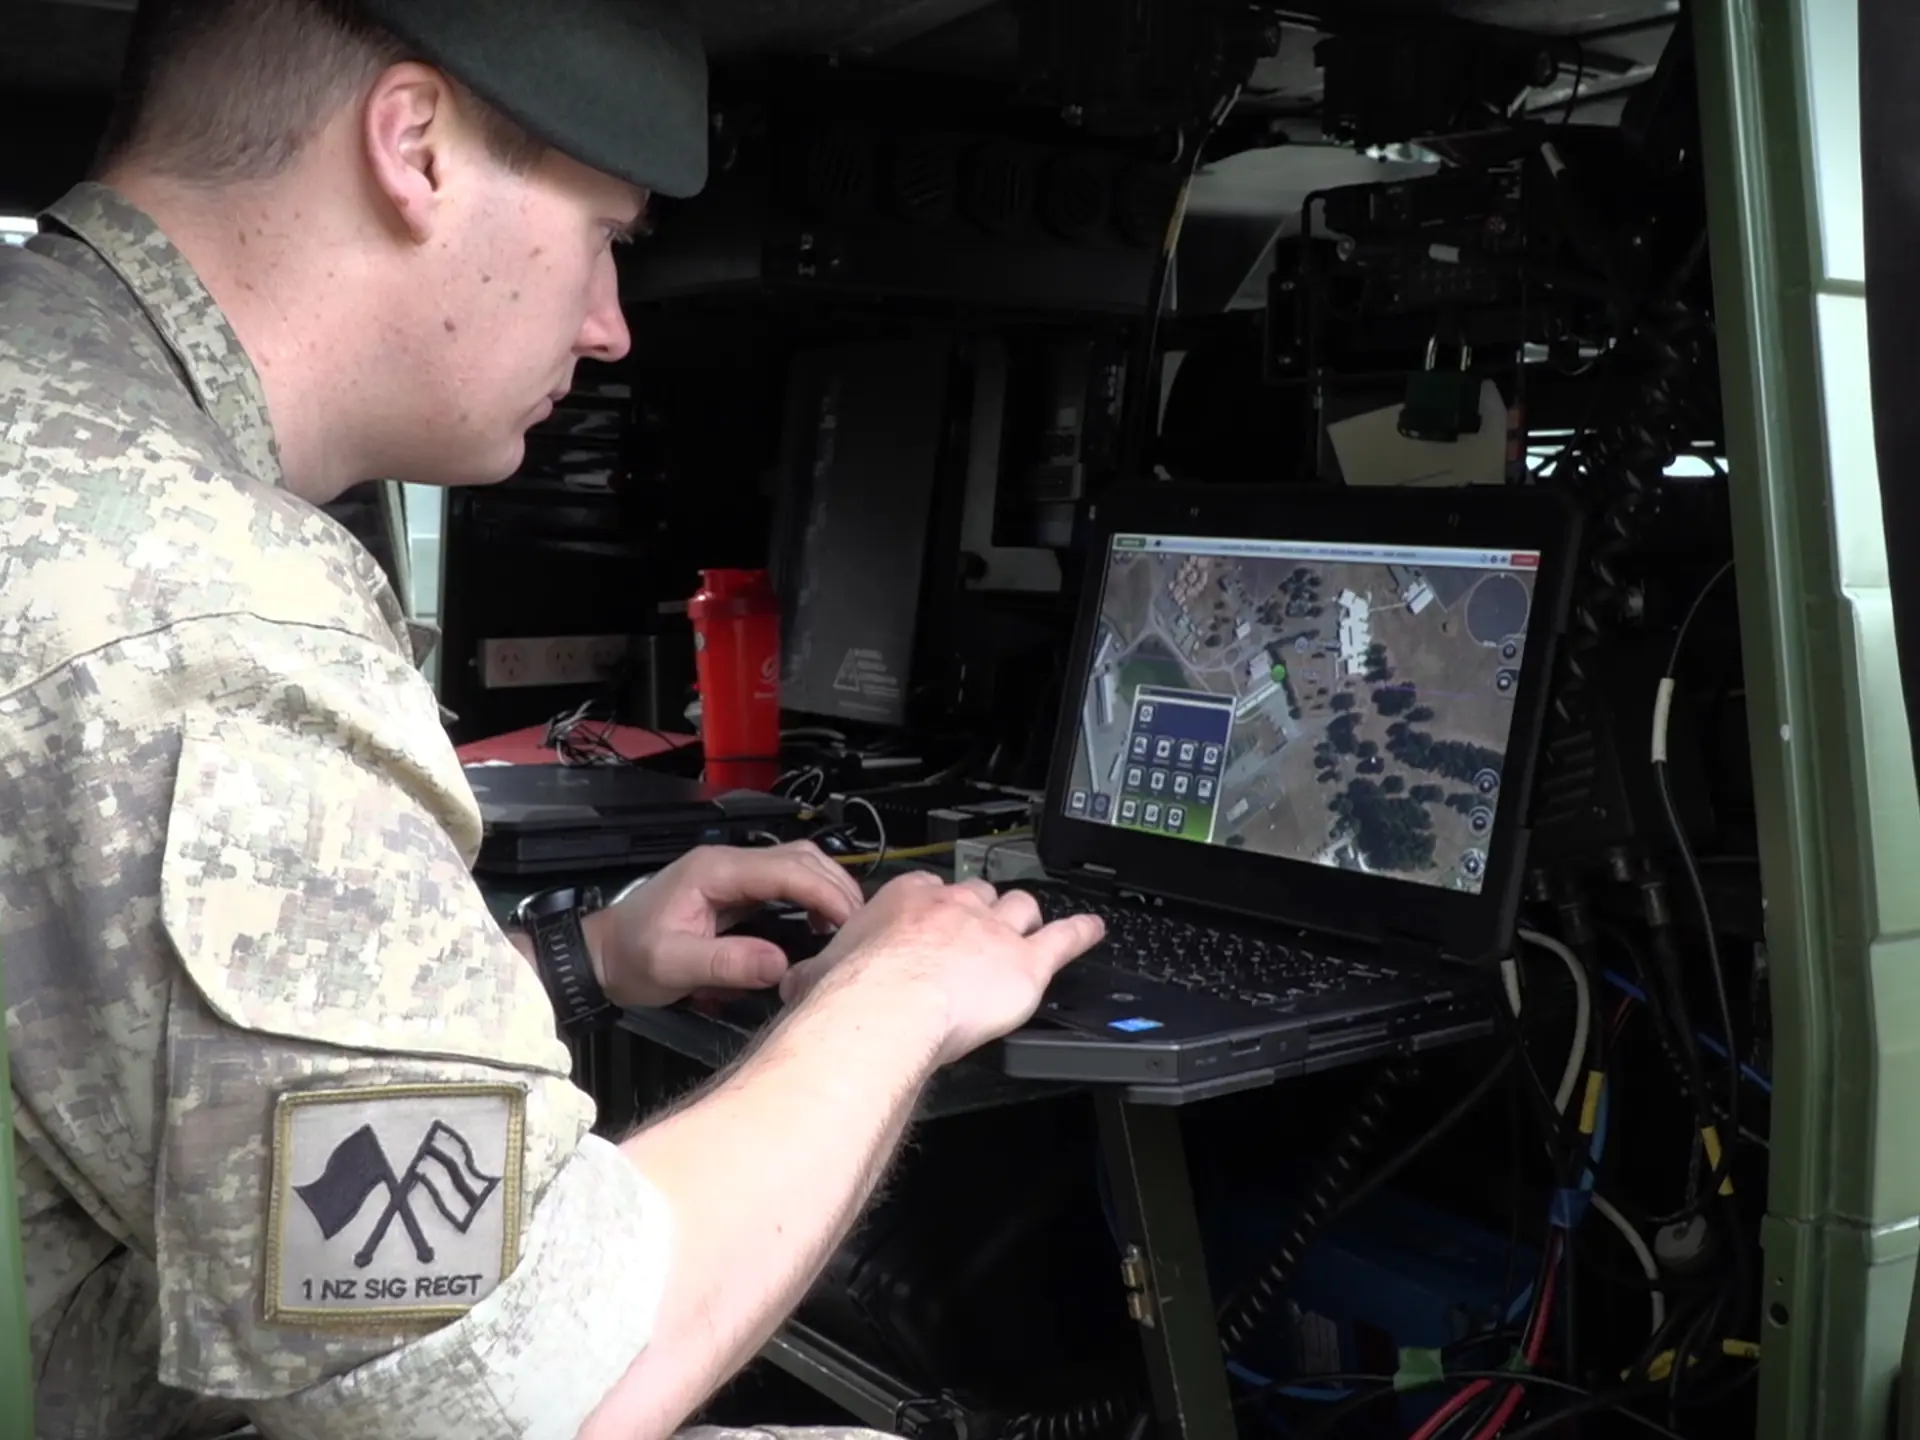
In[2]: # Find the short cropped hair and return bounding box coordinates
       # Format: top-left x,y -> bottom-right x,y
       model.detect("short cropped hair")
98,0 -> 547,184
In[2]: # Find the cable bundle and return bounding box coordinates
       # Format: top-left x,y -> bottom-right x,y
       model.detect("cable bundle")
1548,235 -> 1717,734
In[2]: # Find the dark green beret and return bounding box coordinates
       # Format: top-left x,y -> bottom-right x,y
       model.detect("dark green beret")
355,0 -> 708,198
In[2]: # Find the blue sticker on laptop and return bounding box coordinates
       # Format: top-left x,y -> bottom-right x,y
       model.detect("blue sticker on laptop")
1109,1017 -> 1164,1033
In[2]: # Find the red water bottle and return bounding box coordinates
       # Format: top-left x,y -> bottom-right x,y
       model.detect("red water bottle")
688,569 -> 782,792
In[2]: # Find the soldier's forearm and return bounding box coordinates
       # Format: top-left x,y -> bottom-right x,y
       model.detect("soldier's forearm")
581,965 -> 948,1438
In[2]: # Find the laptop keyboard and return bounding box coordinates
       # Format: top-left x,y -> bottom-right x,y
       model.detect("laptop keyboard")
1032,887 -> 1415,1011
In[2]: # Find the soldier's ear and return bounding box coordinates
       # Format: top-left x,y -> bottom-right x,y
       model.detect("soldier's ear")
361,63 -> 455,245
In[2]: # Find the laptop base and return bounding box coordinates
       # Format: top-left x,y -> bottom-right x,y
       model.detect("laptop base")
718,899 -> 1498,1095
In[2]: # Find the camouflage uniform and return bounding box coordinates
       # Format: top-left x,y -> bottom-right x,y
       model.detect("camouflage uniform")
0,182 -> 892,1440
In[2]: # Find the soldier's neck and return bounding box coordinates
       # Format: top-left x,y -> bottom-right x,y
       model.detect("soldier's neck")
99,167 -> 389,506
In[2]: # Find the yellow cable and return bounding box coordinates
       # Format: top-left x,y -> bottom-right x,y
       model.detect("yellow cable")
1701,1124 -> 1736,1196
1636,1339 -> 1759,1383
829,829 -> 1033,869
832,841 -> 957,866
1578,1071 -> 1605,1136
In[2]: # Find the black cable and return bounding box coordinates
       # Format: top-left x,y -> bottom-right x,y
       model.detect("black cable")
1663,558 -> 1736,677
1002,1395 -> 1136,1440
1495,1384 -> 1697,1440
1433,1389 -> 1511,1440
1498,1064 -> 1526,1312
1641,922 -> 1728,1215
1664,1298 -> 1719,1427
1488,950 -> 1586,1186
1216,1061 -> 1419,1352
1654,557 -> 1742,1187
1009,1047 -> 1510,1440
1602,915 -> 1731,1224
1684,1347 -> 1761,1409
1118,85 -> 1242,479
1600,1180 -> 1753,1417
1328,1046 -> 1517,1223
542,698 -> 681,768
1561,39 -> 1587,125
1626,1293 -> 1703,1388
1547,226 -> 1717,777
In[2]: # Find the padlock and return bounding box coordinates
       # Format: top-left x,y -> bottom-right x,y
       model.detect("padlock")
1398,336 -> 1483,443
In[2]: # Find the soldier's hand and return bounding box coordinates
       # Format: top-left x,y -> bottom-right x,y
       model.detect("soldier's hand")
585,841 -> 863,1008
778,872 -> 1106,1065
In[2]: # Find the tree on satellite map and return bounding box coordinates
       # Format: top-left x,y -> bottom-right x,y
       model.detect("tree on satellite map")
1373,685 -> 1416,717
1388,725 -> 1503,784
1329,713 -> 1361,755
1332,777 -> 1438,871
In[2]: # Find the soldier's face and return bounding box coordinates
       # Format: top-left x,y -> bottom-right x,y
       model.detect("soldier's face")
424,149 -> 641,483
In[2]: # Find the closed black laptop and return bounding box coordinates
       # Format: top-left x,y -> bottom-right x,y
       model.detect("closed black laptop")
466,763 -> 804,877
991,482 -> 1581,1096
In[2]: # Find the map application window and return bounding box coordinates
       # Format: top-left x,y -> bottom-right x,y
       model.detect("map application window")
1062,531 -> 1540,895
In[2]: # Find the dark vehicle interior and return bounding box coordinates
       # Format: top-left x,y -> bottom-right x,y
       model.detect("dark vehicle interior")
5,1 -> 1834,1438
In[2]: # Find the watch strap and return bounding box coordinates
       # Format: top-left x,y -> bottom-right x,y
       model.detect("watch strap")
515,886 -> 617,1033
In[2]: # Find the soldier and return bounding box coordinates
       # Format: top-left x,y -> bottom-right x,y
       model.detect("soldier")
0,2 -> 1106,1438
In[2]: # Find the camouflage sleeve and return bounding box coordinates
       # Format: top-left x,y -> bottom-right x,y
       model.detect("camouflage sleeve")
244,1136 -> 673,1440
148,665 -> 674,1434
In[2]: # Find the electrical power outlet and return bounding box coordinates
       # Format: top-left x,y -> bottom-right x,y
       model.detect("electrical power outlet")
586,636 -> 627,675
480,639 -> 530,689
479,635 -> 633,689
546,637 -> 585,683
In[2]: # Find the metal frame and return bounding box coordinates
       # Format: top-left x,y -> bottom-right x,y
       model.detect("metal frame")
1095,1093 -> 1238,1440
761,1321 -> 946,1435
611,997 -> 1244,1438
750,1091 -> 1243,1440
1693,1 -> 1920,1434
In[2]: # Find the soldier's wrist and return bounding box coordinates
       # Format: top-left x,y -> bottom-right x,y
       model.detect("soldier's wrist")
581,905 -> 621,996
511,886 -> 620,1033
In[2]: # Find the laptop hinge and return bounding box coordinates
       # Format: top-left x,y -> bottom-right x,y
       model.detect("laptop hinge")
1068,862 -> 1121,894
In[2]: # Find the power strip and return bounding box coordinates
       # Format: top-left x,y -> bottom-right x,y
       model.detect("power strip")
477,635 -> 632,690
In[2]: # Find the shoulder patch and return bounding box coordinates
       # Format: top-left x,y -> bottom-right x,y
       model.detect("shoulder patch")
265,1083 -> 526,1326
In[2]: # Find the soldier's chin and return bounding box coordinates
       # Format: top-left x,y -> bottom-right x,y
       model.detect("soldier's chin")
448,436 -> 527,487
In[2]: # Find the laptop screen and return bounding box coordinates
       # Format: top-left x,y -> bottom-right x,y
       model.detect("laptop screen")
1059,529 -> 1542,896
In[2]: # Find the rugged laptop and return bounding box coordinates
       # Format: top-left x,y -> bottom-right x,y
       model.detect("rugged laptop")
986,481 -> 1580,1092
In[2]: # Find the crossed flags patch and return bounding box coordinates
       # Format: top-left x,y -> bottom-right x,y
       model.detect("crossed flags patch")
266,1084 -> 527,1324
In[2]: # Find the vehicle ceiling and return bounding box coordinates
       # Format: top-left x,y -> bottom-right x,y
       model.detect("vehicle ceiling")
8,0 -> 1677,215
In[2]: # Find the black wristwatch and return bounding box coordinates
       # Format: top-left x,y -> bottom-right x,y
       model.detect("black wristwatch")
512,885 -> 618,1034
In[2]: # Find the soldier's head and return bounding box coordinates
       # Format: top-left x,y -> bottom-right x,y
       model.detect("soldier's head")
94,0 -> 706,497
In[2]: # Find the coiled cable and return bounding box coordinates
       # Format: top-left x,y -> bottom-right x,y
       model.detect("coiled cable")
1214,1061 -> 1420,1354
1548,232 -> 1716,740
1000,1062 -> 1422,1440
1002,1393 -> 1135,1440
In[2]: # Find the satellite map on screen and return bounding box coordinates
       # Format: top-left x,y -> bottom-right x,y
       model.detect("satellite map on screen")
1060,534 -> 1539,895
